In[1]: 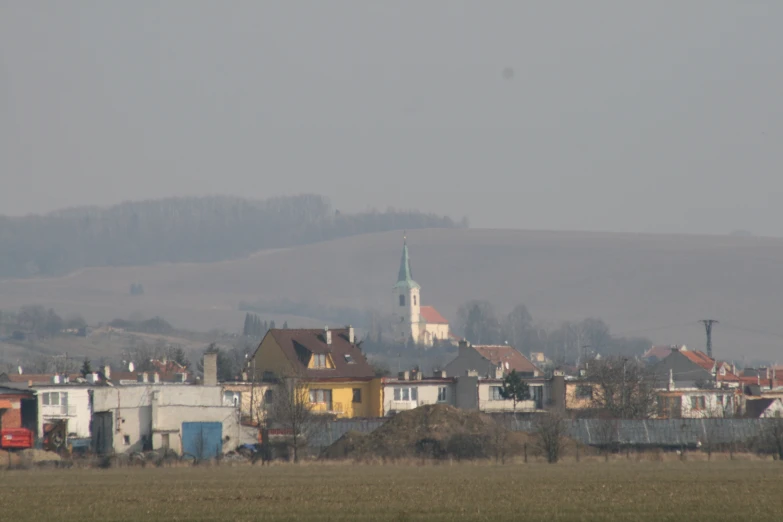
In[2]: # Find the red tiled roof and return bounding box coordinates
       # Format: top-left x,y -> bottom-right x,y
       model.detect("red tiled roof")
0,373 -> 80,384
419,306 -> 449,324
268,328 -> 375,380
679,351 -> 740,381
473,345 -> 541,376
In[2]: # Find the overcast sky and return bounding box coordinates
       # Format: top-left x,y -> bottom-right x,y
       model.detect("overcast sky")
1,1 -> 781,235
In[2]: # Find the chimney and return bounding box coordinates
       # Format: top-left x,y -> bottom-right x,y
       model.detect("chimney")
241,372 -> 248,382
52,375 -> 61,384
670,346 -> 680,353
86,373 -> 99,385
153,372 -> 160,384
494,364 -> 504,379
415,370 -> 423,381
103,365 -> 111,380
203,350 -> 218,386
432,370 -> 447,379
459,339 -> 470,356
347,325 -> 355,344
398,370 -> 410,381
138,372 -> 148,383
668,369 -> 675,391
174,372 -> 187,383
466,369 -> 478,377
325,327 -> 332,346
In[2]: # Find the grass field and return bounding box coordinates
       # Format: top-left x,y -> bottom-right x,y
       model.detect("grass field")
1,461 -> 781,521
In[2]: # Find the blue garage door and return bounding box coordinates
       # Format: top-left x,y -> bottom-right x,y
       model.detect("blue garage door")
181,422 -> 223,459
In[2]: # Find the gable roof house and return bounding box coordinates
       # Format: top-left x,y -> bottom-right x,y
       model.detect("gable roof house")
444,340 -> 542,379
248,327 -> 382,418
651,347 -> 738,390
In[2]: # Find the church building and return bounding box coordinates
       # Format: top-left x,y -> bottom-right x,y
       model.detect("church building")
392,239 -> 450,346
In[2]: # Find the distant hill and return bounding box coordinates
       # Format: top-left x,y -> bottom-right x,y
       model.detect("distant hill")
0,195 -> 462,278
1,228 -> 782,360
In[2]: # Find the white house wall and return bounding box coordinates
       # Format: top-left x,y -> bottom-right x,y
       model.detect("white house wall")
382,382 -> 454,415
36,386 -> 92,439
477,382 -> 548,412
92,385 -> 239,455
678,391 -> 736,418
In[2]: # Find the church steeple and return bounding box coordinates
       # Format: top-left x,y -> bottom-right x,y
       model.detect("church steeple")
394,236 -> 420,290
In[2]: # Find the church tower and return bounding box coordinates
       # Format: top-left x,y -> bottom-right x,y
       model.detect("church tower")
392,237 -> 421,343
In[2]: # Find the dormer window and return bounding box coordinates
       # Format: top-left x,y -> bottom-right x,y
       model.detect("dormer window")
344,354 -> 354,364
399,295 -> 405,307
312,354 -> 327,369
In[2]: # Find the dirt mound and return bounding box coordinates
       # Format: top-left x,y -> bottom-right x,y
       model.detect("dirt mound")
322,405 -> 536,461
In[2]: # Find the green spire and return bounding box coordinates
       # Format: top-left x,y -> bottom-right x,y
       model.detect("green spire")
394,237 -> 420,290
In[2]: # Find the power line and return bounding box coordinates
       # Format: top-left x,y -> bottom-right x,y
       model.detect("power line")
613,321 -> 698,338
719,322 -> 783,341
699,319 -> 718,359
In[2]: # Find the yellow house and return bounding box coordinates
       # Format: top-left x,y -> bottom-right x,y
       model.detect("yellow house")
565,380 -> 603,413
248,327 -> 382,418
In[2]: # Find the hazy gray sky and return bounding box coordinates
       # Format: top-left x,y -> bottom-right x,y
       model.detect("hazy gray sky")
1,1 -> 781,235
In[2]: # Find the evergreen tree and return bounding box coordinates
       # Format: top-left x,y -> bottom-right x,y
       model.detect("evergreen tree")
243,313 -> 251,336
283,321 -> 289,329
270,320 -> 276,330
499,370 -> 530,411
80,357 -> 93,378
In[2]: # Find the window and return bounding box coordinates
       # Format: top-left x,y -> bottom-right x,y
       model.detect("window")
393,387 -> 418,401
50,392 -> 60,406
399,295 -> 405,307
309,389 -> 332,404
264,389 -> 274,403
490,386 -> 503,401
690,396 -> 706,410
123,435 -> 131,446
576,385 -> 593,400
43,393 -> 50,406
413,295 -> 417,306
312,353 -> 327,369
352,388 -> 362,403
437,387 -> 447,402
224,391 -> 241,408
717,395 -> 724,406
344,354 -> 354,364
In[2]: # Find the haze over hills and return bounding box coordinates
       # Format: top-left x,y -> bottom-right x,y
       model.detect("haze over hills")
0,195 -> 462,278
1,228 -> 782,362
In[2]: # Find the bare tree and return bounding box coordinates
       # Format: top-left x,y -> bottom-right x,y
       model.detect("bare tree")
761,414 -> 783,460
490,414 -> 514,464
594,417 -> 620,462
534,411 -> 569,464
586,356 -> 658,419
265,376 -> 327,463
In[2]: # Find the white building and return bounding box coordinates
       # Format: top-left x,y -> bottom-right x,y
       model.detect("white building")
382,371 -> 454,415
34,378 -> 92,442
91,352 -> 240,457
391,239 -> 451,346
478,378 -> 548,412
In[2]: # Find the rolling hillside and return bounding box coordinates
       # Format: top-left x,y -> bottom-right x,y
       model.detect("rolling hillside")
1,228 -> 782,360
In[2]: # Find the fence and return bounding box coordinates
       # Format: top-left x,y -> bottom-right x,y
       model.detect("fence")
309,416 -> 774,449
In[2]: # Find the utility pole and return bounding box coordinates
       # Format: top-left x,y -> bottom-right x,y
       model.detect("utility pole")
699,320 -> 718,359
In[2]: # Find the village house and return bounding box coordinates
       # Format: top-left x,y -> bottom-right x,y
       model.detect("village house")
444,340 -> 543,379
743,397 -> 783,418
221,380 -> 273,427
91,351 -> 241,457
248,327 -> 383,418
391,239 -> 451,346
382,370 -> 454,415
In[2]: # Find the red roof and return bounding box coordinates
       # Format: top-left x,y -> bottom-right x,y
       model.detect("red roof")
473,345 -> 541,376
680,351 -> 740,381
420,306 -> 448,324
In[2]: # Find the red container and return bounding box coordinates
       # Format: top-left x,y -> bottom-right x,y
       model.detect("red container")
1,428 -> 33,449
